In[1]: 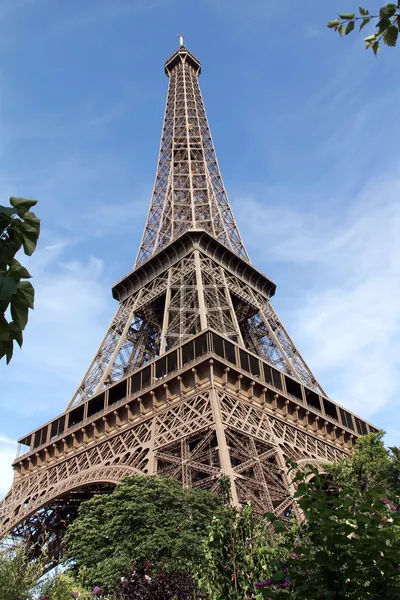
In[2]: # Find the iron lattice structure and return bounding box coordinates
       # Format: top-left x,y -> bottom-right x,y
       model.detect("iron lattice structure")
0,43 -> 377,555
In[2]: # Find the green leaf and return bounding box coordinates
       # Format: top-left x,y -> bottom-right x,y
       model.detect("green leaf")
273,520 -> 286,532
379,3 -> 397,19
338,13 -> 355,19
339,24 -> 345,36
327,19 -> 340,28
0,339 -> 14,363
21,229 -> 39,256
377,17 -> 391,32
384,25 -> 398,45
10,196 -> 37,216
365,33 -> 378,41
359,6 -> 369,15
8,260 -> 32,280
8,322 -> 23,348
0,205 -> 18,217
271,571 -> 285,582
294,482 -> 308,498
9,197 -> 38,214
10,299 -> 29,330
22,211 -> 40,231
360,17 -> 371,30
372,41 -> 380,54
0,318 -> 11,341
345,21 -> 355,34
265,512 -> 278,522
17,281 -> 35,309
0,274 -> 18,298
0,231 -> 22,270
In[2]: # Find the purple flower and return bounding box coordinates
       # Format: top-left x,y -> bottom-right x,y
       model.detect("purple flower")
255,579 -> 273,588
91,586 -> 102,596
290,553 -> 300,559
40,596 -> 50,600
380,498 -> 397,511
71,594 -> 79,599
279,577 -> 290,589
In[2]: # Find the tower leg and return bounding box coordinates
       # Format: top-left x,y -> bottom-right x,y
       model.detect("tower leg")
209,360 -> 239,506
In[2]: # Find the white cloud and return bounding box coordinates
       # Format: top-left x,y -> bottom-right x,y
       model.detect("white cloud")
0,435 -> 17,446
1,241 -> 114,414
235,172 -> 400,420
0,437 -> 17,499
0,445 -> 16,498
0,238 -> 117,498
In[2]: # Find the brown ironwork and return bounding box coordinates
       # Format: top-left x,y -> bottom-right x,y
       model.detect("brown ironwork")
0,42 -> 377,553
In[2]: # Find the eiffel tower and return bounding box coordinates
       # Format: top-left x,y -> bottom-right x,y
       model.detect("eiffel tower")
0,41 -> 377,554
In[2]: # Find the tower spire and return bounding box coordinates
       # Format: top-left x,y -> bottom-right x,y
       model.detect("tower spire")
135,43 -> 249,267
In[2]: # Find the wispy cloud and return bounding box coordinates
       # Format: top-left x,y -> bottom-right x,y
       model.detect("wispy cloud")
0,435 -> 17,446
0,239 -> 115,498
1,241 -> 114,413
0,445 -> 17,498
0,435 -> 17,500
235,169 -> 400,422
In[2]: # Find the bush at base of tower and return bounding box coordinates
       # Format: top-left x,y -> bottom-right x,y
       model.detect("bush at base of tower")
64,475 -> 223,592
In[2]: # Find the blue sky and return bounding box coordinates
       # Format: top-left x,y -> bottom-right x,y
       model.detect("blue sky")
1,0 -> 399,496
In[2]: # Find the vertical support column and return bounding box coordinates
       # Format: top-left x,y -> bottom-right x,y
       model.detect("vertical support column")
275,445 -> 303,522
182,60 -> 196,228
95,290 -> 143,393
160,269 -> 172,355
209,359 -> 239,506
146,417 -> 157,475
220,267 -> 244,345
194,250 -> 208,330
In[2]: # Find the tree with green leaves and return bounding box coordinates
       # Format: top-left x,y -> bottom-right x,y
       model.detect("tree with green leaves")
0,542 -> 43,600
253,434 -> 400,599
38,572 -> 92,600
261,465 -> 400,599
328,431 -> 400,501
0,196 -> 40,363
65,476 -> 223,592
328,3 -> 400,54
198,477 -> 287,600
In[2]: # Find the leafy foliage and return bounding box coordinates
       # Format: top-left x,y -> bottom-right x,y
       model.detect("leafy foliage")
38,572 -> 92,600
0,196 -> 40,363
328,431 -> 398,500
200,503 -> 288,600
327,4 -> 400,54
198,476 -> 288,600
3,437 -> 398,600
65,476 -> 223,591
0,542 -> 43,600
257,435 -> 400,599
